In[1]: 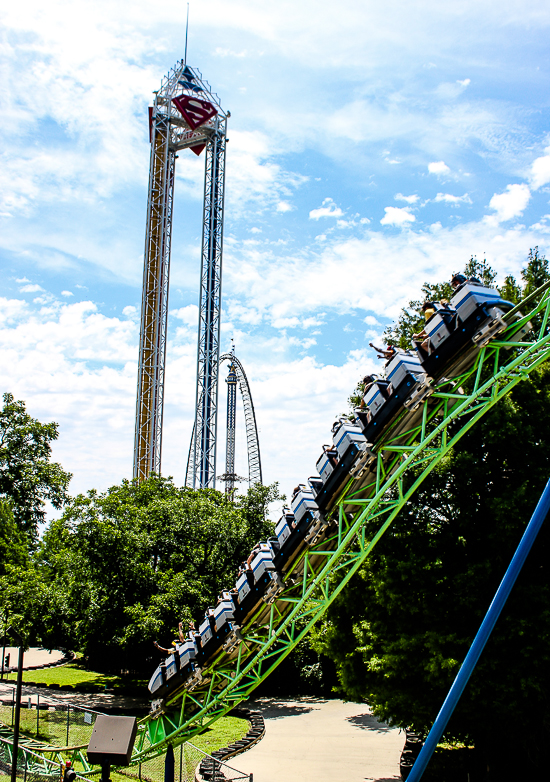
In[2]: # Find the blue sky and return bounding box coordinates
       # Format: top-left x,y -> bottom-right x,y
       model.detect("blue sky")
2,0 -> 550,510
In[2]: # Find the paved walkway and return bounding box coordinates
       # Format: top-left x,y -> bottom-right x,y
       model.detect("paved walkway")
1,647 -> 65,669
240,697 -> 403,782
0,681 -> 148,713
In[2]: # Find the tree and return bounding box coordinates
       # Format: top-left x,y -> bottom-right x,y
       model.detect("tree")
0,500 -> 29,575
521,246 -> 549,296
314,250 -> 550,776
35,476 -> 281,671
0,394 -> 72,541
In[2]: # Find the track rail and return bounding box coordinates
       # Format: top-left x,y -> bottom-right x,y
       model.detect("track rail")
128,286 -> 550,764
8,285 -> 550,776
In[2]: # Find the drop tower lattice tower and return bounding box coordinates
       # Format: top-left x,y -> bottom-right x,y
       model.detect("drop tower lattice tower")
133,60 -> 228,483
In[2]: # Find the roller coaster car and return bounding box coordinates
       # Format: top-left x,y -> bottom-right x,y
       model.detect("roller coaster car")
356,352 -> 431,439
272,509 -> 313,574
231,544 -> 279,625
313,421 -> 371,511
289,483 -> 334,549
148,637 -> 198,697
291,484 -> 319,524
417,283 -> 516,378
195,600 -> 236,667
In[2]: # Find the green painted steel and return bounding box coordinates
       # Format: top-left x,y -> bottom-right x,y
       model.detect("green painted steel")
128,284 -> 550,765
3,283 -> 550,777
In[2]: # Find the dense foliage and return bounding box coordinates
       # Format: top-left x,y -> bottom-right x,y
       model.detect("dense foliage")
316,248 -> 550,775
0,475 -> 280,672
0,393 -> 72,542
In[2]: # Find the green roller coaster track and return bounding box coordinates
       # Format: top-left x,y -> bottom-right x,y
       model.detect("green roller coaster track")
5,281 -> 550,777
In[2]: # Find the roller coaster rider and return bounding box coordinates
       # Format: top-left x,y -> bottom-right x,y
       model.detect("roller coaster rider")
359,375 -> 377,408
148,269 -> 533,703
451,272 -> 482,291
154,622 -> 186,655
369,342 -> 397,362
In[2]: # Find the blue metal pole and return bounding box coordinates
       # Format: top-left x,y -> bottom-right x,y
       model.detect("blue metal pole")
407,477 -> 550,782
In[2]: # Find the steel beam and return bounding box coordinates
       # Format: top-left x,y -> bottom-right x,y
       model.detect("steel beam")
134,61 -> 228,481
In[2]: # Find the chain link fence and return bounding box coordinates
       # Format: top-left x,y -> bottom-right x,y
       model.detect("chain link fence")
0,686 -> 100,748
121,743 -> 251,782
0,734 -> 89,782
0,686 -> 252,782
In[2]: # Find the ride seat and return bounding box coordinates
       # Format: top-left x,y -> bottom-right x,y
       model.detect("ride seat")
316,446 -> 338,481
450,282 -> 507,321
290,485 -> 319,523
363,381 -> 390,416
332,419 -> 366,459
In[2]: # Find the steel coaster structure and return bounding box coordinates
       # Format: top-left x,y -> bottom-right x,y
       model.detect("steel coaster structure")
4,284 -> 550,777
133,60 -> 228,482
126,283 -> 550,764
186,351 -> 263,491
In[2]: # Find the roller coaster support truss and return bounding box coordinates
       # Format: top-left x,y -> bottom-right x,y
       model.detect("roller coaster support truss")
14,285 -> 550,776
129,283 -> 550,764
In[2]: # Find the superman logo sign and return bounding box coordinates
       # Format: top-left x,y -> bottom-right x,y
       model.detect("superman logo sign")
172,94 -> 217,130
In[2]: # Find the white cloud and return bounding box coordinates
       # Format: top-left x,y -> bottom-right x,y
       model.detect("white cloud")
20,284 -> 44,293
225,214 -> 548,327
428,161 -> 451,175
380,207 -> 416,226
457,79 -> 471,87
272,316 -> 301,329
489,183 -> 531,222
171,304 -> 199,325
213,48 -> 248,58
15,277 -> 30,283
122,305 -> 137,317
0,297 -> 139,492
434,193 -> 472,205
395,193 -> 419,204
530,147 -> 550,190
61,290 -> 74,297
276,201 -> 293,212
309,198 -> 344,220
225,130 -> 307,219
0,298 -> 28,325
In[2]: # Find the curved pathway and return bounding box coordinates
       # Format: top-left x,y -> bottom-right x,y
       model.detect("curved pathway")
1,647 -> 65,669
240,697 -> 403,782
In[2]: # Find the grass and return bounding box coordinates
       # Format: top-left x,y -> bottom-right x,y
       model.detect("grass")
3,661 -> 146,691
191,715 -> 249,754
113,716 -> 251,782
2,659 -> 251,780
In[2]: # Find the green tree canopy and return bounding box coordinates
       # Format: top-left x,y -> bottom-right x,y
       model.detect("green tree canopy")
0,500 -> 29,575
316,248 -> 550,774
34,476 -> 281,670
0,393 -> 72,541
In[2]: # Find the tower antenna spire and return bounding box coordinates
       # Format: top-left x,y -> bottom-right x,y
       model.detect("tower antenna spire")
184,4 -> 190,65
